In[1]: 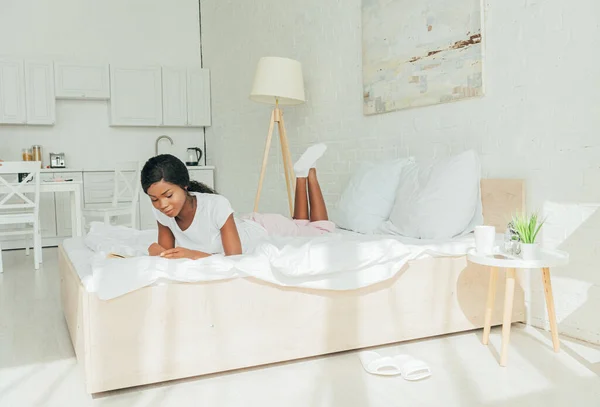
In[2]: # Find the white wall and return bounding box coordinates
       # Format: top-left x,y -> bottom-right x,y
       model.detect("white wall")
0,0 -> 204,168
201,0 -> 600,344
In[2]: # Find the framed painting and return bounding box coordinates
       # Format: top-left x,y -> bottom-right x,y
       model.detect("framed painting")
362,0 -> 484,115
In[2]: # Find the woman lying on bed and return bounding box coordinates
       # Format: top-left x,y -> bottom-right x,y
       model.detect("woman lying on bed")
141,144 -> 334,259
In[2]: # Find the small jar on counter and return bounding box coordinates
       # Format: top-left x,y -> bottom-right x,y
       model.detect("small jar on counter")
22,148 -> 33,161
32,145 -> 42,167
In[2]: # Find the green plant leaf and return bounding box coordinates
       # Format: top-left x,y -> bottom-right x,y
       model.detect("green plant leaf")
511,211 -> 545,243
532,218 -> 545,242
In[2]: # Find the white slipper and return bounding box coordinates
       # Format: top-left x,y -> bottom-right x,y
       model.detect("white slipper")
393,354 -> 431,381
358,350 -> 431,381
359,351 -> 402,376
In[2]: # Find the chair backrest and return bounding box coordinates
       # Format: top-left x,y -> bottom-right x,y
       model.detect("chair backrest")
0,161 -> 41,216
111,161 -> 142,209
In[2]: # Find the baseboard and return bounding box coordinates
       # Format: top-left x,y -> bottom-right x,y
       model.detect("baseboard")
0,236 -> 66,250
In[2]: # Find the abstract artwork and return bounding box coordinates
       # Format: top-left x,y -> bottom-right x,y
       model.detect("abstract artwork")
362,0 -> 484,115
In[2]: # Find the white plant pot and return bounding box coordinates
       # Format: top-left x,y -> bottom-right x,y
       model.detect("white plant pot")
520,243 -> 541,260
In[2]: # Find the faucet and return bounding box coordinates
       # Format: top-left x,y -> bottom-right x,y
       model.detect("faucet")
155,135 -> 174,156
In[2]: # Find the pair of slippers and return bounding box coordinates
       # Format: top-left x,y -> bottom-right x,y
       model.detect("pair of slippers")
358,350 -> 431,381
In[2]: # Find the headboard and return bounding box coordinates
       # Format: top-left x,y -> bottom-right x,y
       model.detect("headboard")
481,179 -> 525,231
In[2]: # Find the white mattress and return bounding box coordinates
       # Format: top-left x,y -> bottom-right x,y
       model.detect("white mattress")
62,223 -> 498,301
62,237 -> 95,290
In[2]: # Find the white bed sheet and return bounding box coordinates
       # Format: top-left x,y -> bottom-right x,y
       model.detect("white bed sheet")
62,224 -> 500,301
334,227 -> 495,257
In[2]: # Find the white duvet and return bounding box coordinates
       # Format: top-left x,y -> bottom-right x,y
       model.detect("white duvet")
77,223 -> 482,300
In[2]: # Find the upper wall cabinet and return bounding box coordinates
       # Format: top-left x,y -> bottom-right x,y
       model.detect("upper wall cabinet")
0,58 -> 210,128
24,60 -> 56,125
162,67 -> 188,126
162,67 -> 211,127
187,68 -> 211,127
0,60 -> 27,124
55,63 -> 110,100
109,66 -> 163,126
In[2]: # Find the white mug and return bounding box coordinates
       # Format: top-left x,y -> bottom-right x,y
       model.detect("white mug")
475,225 -> 496,255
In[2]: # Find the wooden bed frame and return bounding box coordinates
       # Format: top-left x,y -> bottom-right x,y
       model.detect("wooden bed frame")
59,179 -> 526,394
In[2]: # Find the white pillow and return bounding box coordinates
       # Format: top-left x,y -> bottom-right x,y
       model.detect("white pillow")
332,158 -> 414,234
387,150 -> 482,240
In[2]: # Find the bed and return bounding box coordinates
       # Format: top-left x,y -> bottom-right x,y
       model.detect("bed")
59,179 -> 526,394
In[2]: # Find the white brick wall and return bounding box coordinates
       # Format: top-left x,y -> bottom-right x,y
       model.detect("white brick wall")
201,0 -> 600,344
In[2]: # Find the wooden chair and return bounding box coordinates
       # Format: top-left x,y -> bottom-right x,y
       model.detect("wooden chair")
0,162 -> 42,271
83,162 -> 142,229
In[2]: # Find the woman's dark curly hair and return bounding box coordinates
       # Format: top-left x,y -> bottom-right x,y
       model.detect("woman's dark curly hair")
141,154 -> 215,195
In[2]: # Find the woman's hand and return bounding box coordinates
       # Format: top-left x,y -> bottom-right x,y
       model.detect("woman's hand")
160,247 -> 210,260
148,243 -> 166,256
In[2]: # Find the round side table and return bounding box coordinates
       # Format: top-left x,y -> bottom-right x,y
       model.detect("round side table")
467,248 -> 569,366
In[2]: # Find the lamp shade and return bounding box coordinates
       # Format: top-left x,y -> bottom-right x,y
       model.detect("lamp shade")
250,57 -> 305,106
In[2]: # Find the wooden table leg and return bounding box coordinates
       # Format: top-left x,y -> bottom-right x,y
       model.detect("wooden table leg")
500,268 -> 516,366
542,267 -> 560,352
482,266 -> 498,345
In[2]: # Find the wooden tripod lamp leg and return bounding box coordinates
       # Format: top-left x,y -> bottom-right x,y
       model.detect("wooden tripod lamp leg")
254,111 -> 276,213
279,114 -> 296,192
277,116 -> 294,217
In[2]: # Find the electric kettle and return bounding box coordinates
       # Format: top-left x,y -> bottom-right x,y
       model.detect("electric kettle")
186,147 -> 203,166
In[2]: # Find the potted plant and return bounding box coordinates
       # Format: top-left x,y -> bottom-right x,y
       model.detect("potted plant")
511,212 -> 545,260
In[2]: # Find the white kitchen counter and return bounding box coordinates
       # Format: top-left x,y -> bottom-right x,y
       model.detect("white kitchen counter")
41,165 -> 215,173
41,168 -> 82,173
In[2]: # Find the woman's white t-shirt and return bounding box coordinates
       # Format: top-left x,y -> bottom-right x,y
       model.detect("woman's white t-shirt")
152,192 -> 266,254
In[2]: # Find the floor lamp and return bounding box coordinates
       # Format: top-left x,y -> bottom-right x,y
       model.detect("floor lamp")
250,57 -> 306,216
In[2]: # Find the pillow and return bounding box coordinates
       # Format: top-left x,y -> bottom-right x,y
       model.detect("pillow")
331,158 -> 414,234
387,150 -> 482,240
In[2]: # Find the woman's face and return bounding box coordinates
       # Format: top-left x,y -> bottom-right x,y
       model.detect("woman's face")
147,180 -> 188,218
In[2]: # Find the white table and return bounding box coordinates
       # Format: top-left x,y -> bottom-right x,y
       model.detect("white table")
467,248 -> 569,366
0,181 -> 83,238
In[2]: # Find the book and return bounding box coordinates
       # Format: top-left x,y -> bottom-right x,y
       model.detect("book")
106,253 -> 133,259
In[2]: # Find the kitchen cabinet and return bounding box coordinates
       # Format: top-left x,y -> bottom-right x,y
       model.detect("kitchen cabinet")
187,68 -> 211,127
162,67 -> 211,128
0,59 -> 55,125
55,62 -> 110,99
162,67 -> 188,126
39,173 -> 58,238
109,66 -> 162,126
55,172 -> 84,237
0,59 -> 27,124
1,58 -> 211,128
24,60 -> 56,125
189,167 -> 215,188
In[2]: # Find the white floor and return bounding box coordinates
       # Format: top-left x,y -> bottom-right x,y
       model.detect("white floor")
1,249 -> 599,407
